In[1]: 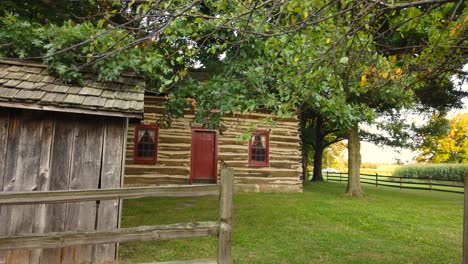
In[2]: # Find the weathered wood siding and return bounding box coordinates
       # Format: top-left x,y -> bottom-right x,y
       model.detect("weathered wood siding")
125,96 -> 302,192
0,108 -> 127,264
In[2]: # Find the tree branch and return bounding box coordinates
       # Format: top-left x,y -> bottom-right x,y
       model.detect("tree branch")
372,0 -> 458,9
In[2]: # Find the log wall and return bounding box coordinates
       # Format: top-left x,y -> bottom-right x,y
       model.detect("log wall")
0,108 -> 127,264
125,96 -> 302,192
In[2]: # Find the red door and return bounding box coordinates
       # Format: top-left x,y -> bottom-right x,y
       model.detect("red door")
191,129 -> 218,184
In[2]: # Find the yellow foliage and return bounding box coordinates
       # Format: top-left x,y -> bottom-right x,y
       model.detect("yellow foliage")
291,15 -> 297,24
394,68 -> 402,76
359,75 -> 367,87
450,24 -> 462,37
418,113 -> 468,163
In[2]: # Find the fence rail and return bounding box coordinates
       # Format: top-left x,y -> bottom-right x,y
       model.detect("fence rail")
0,167 -> 234,264
0,222 -> 219,251
0,185 -> 220,205
324,172 -> 464,194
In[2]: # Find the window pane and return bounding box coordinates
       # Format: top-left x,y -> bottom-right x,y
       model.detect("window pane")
138,128 -> 155,143
251,135 -> 266,148
137,128 -> 156,159
251,134 -> 267,162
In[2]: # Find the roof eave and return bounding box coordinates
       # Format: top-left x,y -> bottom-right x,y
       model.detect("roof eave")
0,101 -> 143,119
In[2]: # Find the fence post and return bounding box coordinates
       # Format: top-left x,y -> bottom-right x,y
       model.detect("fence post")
463,175 -> 468,264
326,171 -> 329,181
429,176 -> 432,191
400,177 -> 402,190
339,172 -> 342,184
218,167 -> 234,264
375,173 -> 378,188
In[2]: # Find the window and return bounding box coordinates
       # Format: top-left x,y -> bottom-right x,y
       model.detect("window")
134,125 -> 159,164
248,130 -> 269,167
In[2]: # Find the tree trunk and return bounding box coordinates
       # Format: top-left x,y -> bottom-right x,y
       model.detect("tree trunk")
312,144 -> 324,181
312,116 -> 324,181
300,108 -> 311,182
346,124 -> 363,196
301,143 -> 309,182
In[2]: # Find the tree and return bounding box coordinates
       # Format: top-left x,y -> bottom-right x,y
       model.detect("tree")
417,113 -> 468,163
312,1 -> 468,195
301,107 -> 347,181
1,0 -> 466,196
322,141 -> 347,170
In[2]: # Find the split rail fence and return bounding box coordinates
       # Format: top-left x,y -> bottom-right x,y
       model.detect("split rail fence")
0,167 -> 234,264
325,172 -> 463,194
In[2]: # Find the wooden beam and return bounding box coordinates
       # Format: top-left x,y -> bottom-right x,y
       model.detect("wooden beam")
217,167 -> 234,264
0,222 -> 219,250
0,59 -> 47,68
464,175 -> 468,264
0,185 -> 220,205
0,101 -> 142,119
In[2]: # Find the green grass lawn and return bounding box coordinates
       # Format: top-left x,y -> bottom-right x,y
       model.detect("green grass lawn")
119,182 -> 463,264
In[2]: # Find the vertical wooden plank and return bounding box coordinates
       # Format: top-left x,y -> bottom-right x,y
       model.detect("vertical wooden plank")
6,110 -> 45,264
0,109 -> 20,233
0,108 -> 9,196
115,118 -> 128,262
463,175 -> 468,264
93,118 -> 125,263
218,167 -> 234,264
0,108 -> 10,264
30,115 -> 54,264
39,115 -> 75,264
61,116 -> 104,264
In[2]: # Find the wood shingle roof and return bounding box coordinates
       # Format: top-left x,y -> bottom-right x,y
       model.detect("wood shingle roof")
0,60 -> 144,118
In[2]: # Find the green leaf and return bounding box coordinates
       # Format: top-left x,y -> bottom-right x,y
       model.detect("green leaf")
339,57 -> 349,64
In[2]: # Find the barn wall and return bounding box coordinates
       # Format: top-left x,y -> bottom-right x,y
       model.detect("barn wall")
125,96 -> 302,192
0,108 -> 127,264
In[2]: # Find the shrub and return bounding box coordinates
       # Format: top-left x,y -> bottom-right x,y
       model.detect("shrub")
393,164 -> 468,181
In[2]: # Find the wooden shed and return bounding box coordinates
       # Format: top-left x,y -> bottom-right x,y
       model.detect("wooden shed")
0,60 -> 144,263
125,96 -> 303,192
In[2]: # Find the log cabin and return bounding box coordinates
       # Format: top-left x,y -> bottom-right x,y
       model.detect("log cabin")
125,95 -> 303,192
0,59 -> 144,264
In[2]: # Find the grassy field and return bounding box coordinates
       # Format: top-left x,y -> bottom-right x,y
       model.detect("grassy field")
360,164 -> 400,175
119,182 -> 463,264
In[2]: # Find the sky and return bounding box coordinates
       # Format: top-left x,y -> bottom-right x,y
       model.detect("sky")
360,65 -> 468,164
360,142 -> 417,164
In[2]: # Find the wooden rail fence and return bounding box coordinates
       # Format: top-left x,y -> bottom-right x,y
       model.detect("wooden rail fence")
464,175 -> 468,264
324,172 -> 463,194
0,167 -> 234,264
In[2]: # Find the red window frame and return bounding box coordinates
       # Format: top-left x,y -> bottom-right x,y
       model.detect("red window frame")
133,125 -> 159,164
248,130 -> 270,167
